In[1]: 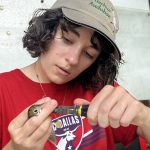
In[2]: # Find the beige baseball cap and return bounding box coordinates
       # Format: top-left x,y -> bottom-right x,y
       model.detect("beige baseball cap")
51,0 -> 121,60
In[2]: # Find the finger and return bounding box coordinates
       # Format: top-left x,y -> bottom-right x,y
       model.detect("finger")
74,98 -> 90,105
37,127 -> 53,149
9,97 -> 51,130
29,117 -> 52,142
120,100 -> 141,127
95,86 -> 126,128
108,95 -> 129,128
20,99 -> 57,138
38,131 -> 52,148
21,118 -> 51,149
87,85 -> 114,126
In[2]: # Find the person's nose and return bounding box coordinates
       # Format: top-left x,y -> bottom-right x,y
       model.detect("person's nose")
65,46 -> 81,65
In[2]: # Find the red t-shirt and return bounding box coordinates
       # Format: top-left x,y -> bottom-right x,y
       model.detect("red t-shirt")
0,69 -> 137,150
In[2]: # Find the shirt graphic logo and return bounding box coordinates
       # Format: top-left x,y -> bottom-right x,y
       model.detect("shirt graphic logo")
52,114 -> 83,150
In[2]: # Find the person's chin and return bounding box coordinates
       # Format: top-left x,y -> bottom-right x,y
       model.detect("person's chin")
50,76 -> 70,85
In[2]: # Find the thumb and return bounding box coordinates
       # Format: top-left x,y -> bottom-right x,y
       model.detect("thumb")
74,98 -> 90,105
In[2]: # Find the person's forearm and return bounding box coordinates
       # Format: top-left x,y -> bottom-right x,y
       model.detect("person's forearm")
137,107 -> 150,143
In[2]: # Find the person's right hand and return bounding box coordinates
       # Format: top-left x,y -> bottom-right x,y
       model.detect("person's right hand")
3,97 -> 58,150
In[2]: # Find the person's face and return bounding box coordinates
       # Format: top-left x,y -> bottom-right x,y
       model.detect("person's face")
38,26 -> 101,84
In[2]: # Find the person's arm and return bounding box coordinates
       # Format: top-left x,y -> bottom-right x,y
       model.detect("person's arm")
74,85 -> 150,144
136,105 -> 150,143
2,97 -> 58,150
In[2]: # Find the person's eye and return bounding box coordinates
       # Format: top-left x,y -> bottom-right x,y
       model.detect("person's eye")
63,37 -> 73,44
84,50 -> 94,59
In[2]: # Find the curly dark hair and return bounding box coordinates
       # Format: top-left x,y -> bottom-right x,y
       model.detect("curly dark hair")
22,8 -> 123,91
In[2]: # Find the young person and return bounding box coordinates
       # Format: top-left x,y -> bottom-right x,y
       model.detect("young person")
1,0 -> 150,150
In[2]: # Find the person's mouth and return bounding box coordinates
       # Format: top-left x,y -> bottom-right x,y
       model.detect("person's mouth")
56,65 -> 71,76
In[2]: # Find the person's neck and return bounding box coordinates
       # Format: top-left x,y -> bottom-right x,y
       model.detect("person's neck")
34,61 -> 50,83
20,63 -> 38,82
20,62 -> 50,84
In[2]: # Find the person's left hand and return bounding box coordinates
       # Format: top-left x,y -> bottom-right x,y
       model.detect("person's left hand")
74,85 -> 149,128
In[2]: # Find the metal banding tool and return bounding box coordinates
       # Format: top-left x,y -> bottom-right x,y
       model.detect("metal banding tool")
54,105 -> 89,117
